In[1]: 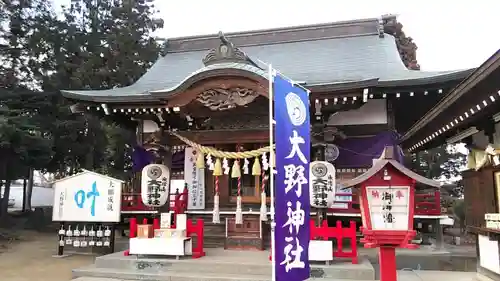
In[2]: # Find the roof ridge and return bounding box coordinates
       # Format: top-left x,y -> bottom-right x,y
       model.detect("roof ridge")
163,16 -> 387,53
166,33 -> 379,54
166,17 -> 381,42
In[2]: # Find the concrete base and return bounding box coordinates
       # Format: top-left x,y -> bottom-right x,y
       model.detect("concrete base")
72,249 -> 375,281
71,270 -> 478,281
477,266 -> 500,281
477,273 -> 497,281
52,254 -> 73,258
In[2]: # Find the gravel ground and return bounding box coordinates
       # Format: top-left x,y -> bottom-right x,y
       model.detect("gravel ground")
0,231 -> 94,281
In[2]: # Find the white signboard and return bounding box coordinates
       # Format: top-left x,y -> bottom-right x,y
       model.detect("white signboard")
309,240 -> 333,261
331,183 -> 352,209
479,234 -> 500,274
309,161 -> 336,208
141,164 -> 170,207
184,147 -> 205,210
52,170 -> 123,222
366,186 -> 410,230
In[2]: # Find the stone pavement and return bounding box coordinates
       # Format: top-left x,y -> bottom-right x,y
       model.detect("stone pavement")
70,270 -> 478,281
397,270 -> 477,281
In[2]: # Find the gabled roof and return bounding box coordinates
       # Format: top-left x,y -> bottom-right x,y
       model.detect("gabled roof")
51,169 -> 124,185
342,146 -> 440,188
61,16 -> 474,103
402,49 -> 500,151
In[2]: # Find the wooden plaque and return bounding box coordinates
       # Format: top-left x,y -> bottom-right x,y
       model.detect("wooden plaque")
225,217 -> 263,250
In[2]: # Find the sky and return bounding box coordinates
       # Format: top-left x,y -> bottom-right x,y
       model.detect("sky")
51,0 -> 500,72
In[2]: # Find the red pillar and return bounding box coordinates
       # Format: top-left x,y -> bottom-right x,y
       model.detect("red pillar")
125,217 -> 138,256
379,246 -> 397,281
153,218 -> 160,230
129,217 -> 137,238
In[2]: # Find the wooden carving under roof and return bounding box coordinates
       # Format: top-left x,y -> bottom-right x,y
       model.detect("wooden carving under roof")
192,96 -> 269,130
196,87 -> 259,111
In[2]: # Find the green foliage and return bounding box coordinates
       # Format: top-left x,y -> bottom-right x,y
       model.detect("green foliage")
406,144 -> 466,183
0,0 -> 163,215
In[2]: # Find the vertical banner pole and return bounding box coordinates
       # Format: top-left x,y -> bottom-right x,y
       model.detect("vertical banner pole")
110,223 -> 116,254
273,71 -> 311,281
58,222 -> 65,256
268,64 -> 276,281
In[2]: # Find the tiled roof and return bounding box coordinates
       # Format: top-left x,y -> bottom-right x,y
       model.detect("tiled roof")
61,17 -> 474,102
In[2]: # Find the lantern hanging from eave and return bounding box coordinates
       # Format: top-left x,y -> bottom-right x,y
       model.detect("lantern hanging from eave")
141,164 -> 170,207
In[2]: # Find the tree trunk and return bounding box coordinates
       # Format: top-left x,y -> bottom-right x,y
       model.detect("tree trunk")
1,180 -> 11,217
25,168 -> 34,211
22,177 -> 27,211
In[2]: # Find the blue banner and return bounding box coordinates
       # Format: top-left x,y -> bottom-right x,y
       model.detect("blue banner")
273,72 -> 311,281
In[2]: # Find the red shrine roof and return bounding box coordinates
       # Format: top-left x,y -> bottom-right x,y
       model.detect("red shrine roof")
342,146 -> 440,188
61,15 -> 474,103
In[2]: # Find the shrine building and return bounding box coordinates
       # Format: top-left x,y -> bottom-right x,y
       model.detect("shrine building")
401,50 -> 500,280
62,15 -> 475,248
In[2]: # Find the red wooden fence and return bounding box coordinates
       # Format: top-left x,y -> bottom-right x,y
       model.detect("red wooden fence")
310,219 -> 358,264
121,189 -> 188,213
269,220 -> 358,264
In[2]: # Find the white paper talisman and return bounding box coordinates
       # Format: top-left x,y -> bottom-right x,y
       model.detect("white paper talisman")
141,164 -> 170,207
184,147 -> 205,210
309,161 -> 336,208
366,186 -> 410,230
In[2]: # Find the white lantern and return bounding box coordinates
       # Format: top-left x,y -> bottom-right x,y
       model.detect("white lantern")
309,161 -> 336,208
141,164 -> 170,207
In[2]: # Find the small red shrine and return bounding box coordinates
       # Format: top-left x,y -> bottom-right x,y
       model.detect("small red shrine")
343,146 -> 440,281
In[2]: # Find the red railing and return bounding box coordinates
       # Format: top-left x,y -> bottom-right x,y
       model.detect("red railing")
328,190 -> 441,216
121,189 -> 188,214
414,191 -> 441,215
121,193 -> 156,212
310,219 -> 358,264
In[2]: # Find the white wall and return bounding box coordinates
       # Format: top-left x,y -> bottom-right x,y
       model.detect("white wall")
328,99 -> 387,126
479,234 -> 500,274
5,185 -> 54,209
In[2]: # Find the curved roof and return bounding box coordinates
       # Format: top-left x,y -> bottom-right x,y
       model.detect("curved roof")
61,18 -> 474,103
342,147 -> 440,189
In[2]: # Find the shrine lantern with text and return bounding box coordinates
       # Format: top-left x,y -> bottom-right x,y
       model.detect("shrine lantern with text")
342,146 -> 440,281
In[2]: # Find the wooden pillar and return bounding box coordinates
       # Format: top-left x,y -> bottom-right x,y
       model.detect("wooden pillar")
160,130 -> 172,214
386,97 -> 396,131
219,175 -> 230,206
415,151 -> 422,174
316,145 -> 326,226
434,219 -> 444,250
134,120 -> 143,194
136,120 -> 143,144
484,119 -> 496,144
205,172 -> 214,207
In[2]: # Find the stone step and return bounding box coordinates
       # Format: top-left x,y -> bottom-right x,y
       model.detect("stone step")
90,251 -> 374,280
72,265 -> 373,281
203,234 -> 226,248
71,276 -> 370,281
72,278 -> 125,281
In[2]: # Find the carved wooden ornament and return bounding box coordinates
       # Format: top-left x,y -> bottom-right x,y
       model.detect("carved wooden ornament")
196,87 -> 259,111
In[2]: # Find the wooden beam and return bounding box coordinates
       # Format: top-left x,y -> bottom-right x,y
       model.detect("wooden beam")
402,51 -> 500,142
170,130 -> 269,145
